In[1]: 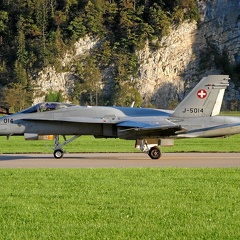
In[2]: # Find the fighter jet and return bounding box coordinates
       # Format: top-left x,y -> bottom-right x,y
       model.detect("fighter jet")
1,75 -> 239,159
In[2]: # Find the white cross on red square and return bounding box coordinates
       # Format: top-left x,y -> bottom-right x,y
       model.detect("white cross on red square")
197,89 -> 207,99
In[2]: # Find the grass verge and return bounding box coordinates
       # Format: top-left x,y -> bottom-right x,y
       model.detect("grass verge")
1,134 -> 240,153
0,168 -> 240,239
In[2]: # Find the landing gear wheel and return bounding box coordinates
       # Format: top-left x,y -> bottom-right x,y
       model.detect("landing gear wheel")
54,149 -> 64,159
148,147 -> 161,159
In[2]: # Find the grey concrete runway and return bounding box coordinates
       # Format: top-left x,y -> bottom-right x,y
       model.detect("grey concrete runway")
0,152 -> 240,168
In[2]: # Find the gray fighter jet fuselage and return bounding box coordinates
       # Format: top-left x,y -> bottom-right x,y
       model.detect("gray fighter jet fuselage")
1,75 -> 239,159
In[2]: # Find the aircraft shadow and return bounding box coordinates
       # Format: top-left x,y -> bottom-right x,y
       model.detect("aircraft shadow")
0,153 -> 145,161
0,154 -> 51,161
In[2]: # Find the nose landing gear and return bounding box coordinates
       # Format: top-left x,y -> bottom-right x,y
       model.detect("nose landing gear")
52,135 -> 81,159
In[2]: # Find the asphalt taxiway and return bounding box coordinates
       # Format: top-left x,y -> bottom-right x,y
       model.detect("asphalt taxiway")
0,153 -> 240,168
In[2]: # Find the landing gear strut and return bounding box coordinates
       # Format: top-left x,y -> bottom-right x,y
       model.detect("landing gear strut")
52,135 -> 81,159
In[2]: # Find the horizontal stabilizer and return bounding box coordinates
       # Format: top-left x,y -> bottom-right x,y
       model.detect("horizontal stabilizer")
118,125 -> 187,140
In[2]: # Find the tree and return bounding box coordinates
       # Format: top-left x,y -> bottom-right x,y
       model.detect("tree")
13,60 -> 28,86
111,82 -> 142,106
70,80 -> 83,104
35,0 -> 49,65
59,0 -> 78,14
46,27 -> 66,66
148,3 -> 171,37
114,52 -> 139,81
45,89 -> 64,102
103,1 -> 118,30
16,17 -> 28,68
3,83 -> 32,112
68,16 -> 86,40
83,1 -> 105,36
74,57 -> 102,106
0,11 -> 8,44
173,0 -> 199,22
95,40 -> 113,67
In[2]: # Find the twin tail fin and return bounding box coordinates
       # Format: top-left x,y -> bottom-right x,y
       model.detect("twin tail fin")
172,75 -> 230,118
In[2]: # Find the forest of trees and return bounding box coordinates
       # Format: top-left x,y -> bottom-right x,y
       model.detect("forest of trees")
0,0 -> 200,111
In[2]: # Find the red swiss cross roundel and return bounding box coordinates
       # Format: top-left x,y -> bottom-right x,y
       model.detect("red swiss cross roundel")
197,89 -> 207,99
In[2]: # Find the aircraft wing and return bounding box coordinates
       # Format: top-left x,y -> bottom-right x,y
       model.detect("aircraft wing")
15,116 -> 187,139
117,121 -> 187,140
15,116 -> 110,124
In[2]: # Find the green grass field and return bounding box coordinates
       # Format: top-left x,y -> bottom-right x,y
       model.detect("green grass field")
1,168 -> 240,239
1,134 -> 240,239
1,134 -> 240,154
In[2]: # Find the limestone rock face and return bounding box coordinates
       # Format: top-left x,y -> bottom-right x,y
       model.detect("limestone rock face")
135,0 -> 240,108
33,36 -> 99,103
196,0 -> 240,65
34,0 -> 240,108
135,22 -> 198,108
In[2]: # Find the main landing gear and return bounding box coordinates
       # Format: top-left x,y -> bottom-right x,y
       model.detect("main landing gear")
148,146 -> 162,159
52,135 -> 81,159
137,139 -> 162,159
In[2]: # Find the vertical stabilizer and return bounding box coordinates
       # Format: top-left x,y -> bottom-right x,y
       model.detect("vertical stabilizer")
172,75 -> 229,118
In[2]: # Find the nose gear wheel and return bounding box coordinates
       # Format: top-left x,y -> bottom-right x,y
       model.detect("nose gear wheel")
51,135 -> 81,159
54,149 -> 64,159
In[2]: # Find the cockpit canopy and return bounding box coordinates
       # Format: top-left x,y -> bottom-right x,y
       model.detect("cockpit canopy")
19,102 -> 76,114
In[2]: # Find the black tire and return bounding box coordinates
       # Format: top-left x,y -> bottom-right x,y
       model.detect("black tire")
54,149 -> 64,159
148,147 -> 161,159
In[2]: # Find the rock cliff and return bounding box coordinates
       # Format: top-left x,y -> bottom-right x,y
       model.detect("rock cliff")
33,0 -> 240,108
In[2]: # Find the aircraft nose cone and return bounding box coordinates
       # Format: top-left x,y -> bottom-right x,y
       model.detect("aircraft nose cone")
0,125 -> 8,135
0,124 -> 7,131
